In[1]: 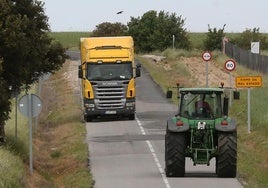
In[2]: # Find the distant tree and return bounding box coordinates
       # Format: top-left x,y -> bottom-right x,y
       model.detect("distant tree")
204,24 -> 226,51
92,22 -> 128,37
230,27 -> 268,50
0,58 -> 10,141
128,10 -> 190,53
0,0 -> 67,142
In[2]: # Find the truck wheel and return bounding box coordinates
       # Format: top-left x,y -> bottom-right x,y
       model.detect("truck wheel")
165,128 -> 186,177
128,113 -> 135,120
85,115 -> 94,122
216,132 -> 237,177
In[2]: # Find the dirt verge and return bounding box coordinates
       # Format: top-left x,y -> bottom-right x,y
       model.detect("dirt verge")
24,60 -> 92,187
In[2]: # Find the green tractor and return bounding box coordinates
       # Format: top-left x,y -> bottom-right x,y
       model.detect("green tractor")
165,87 -> 238,177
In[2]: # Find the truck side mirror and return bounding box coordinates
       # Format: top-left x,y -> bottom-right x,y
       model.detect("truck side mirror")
78,65 -> 83,78
135,63 -> 141,78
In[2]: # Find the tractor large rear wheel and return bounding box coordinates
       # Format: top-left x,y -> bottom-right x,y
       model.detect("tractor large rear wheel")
165,129 -> 186,177
216,132 -> 237,177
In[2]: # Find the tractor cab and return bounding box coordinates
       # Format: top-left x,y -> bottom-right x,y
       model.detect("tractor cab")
178,88 -> 226,119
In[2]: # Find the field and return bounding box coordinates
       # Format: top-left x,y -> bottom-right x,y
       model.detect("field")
48,32 -> 91,49
1,32 -> 267,187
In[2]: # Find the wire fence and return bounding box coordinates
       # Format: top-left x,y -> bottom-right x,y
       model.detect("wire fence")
223,41 -> 268,74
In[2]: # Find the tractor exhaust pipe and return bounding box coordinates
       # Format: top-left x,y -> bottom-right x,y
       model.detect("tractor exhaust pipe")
223,97 -> 229,116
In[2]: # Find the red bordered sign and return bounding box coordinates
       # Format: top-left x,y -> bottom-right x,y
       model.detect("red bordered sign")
202,51 -> 212,62
224,59 -> 236,71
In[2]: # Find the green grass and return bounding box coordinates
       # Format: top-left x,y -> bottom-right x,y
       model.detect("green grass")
1,89 -> 37,187
230,87 -> 268,188
48,32 -> 91,49
0,149 -> 24,188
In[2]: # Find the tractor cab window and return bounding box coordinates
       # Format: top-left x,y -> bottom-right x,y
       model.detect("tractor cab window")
180,92 -> 222,118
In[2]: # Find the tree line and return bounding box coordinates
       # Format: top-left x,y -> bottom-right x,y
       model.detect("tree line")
92,11 -> 268,52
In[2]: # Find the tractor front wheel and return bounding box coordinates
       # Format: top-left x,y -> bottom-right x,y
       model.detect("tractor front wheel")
216,132 -> 237,177
165,128 -> 186,177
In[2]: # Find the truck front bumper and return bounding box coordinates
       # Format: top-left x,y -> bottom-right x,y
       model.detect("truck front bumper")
84,98 -> 135,117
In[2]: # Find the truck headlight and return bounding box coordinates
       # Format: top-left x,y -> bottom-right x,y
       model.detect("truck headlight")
126,102 -> 134,107
85,103 -> 95,108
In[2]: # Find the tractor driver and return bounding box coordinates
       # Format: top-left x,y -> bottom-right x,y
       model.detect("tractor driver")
195,94 -> 212,117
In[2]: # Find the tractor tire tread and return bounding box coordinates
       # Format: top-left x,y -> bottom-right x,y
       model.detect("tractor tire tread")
217,132 -> 237,177
165,129 -> 186,177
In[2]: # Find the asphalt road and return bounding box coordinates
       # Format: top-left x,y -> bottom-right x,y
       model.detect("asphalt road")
77,53 -> 244,188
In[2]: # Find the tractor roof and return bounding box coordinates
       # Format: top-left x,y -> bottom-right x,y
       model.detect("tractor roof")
180,87 -> 224,94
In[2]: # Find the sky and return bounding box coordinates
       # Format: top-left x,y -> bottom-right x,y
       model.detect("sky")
41,0 -> 268,33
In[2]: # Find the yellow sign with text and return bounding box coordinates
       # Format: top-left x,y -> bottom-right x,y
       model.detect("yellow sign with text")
236,76 -> 262,88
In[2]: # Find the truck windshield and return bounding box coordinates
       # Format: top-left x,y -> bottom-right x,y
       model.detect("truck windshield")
86,62 -> 133,81
180,92 -> 223,118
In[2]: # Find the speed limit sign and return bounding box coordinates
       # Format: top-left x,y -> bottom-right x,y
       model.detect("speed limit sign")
224,59 -> 236,71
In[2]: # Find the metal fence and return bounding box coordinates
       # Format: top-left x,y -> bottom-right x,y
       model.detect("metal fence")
224,41 -> 268,74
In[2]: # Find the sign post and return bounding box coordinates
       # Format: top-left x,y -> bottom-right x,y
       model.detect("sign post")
18,94 -> 42,174
236,76 -> 262,133
224,59 -> 236,107
202,51 -> 212,87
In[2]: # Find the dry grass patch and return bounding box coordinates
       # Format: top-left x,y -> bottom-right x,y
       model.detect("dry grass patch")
24,60 -> 93,187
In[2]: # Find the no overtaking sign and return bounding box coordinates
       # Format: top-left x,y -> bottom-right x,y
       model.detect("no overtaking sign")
202,51 -> 212,62
18,94 -> 42,118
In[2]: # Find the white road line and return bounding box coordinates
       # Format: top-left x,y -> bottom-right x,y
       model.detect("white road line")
136,117 -> 171,188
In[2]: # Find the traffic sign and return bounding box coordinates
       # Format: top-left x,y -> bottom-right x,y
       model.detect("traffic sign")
18,93 -> 42,175
236,76 -> 262,88
225,59 -> 236,71
202,51 -> 212,61
18,94 -> 42,118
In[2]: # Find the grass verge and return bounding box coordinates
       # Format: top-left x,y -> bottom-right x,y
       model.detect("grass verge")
25,60 -> 94,187
1,60 -> 93,187
1,88 -> 37,187
0,149 -> 25,187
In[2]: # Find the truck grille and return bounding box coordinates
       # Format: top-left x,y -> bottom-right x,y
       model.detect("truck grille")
94,84 -> 126,109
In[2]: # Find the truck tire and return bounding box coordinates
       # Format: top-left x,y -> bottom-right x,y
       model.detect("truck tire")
216,132 -> 237,177
165,128 -> 186,177
128,113 -> 135,120
85,115 -> 94,122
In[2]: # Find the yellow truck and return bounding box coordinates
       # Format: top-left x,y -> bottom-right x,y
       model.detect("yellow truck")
78,36 -> 141,121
